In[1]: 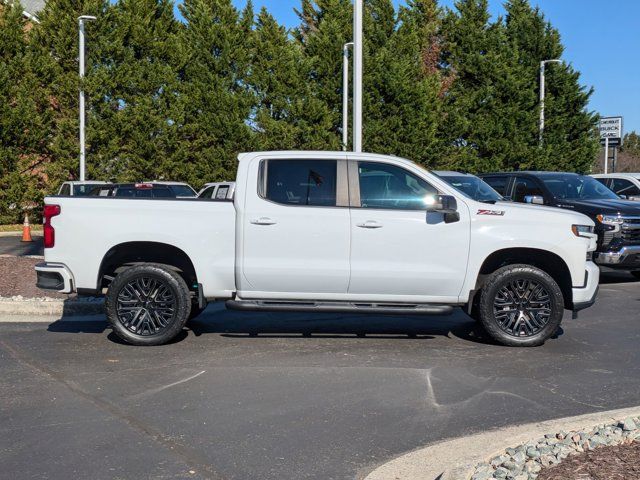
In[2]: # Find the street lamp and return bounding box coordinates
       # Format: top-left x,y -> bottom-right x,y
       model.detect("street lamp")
342,42 -> 353,151
78,15 -> 97,182
539,59 -> 562,145
353,0 -> 363,153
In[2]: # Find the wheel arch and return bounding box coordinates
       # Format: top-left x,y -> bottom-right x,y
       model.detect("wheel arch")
476,248 -> 574,308
97,242 -> 198,292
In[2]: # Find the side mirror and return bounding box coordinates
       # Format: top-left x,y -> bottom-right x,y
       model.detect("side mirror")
426,195 -> 458,214
619,194 -> 628,200
525,195 -> 544,205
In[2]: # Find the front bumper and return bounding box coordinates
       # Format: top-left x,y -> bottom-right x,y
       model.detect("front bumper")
572,261 -> 600,312
35,262 -> 75,294
595,245 -> 640,268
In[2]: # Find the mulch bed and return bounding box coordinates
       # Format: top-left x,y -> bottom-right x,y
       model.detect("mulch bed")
538,441 -> 640,480
0,256 -> 68,299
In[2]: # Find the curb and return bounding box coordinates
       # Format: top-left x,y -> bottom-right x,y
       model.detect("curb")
363,406 -> 640,480
0,298 -> 104,317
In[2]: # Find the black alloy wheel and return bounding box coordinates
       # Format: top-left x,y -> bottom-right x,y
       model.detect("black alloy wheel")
493,279 -> 551,337
116,277 -> 176,336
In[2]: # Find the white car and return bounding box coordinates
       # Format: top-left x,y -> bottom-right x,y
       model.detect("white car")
57,181 -> 111,197
592,173 -> 640,201
36,151 -> 599,347
197,182 -> 235,200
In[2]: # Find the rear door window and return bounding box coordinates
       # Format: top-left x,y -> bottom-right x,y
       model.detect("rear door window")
513,177 -> 545,203
264,159 -> 337,207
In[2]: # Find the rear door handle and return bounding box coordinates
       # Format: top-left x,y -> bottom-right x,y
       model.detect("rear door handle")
356,220 -> 383,229
250,217 -> 277,226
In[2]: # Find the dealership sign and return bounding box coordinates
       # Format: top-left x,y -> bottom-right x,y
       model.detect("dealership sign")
599,116 -> 623,146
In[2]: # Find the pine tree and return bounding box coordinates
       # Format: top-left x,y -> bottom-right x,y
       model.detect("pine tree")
439,0 -> 530,173
622,132 -> 640,158
0,3 -> 51,223
293,0 -> 352,150
28,0 -> 106,186
86,0 -> 183,182
175,0 -> 255,186
503,0 -> 599,173
364,0 -> 444,166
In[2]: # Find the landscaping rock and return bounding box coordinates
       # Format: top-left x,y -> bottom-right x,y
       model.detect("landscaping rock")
471,415 -> 640,480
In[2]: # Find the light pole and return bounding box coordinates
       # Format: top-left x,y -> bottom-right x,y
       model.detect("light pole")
539,59 -> 562,145
342,42 -> 353,151
78,15 -> 97,182
353,0 -> 363,153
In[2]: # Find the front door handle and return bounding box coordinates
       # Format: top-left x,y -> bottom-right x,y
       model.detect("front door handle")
250,217 -> 277,226
356,220 -> 383,229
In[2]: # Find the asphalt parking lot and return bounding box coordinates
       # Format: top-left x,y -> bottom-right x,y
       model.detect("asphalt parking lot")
1,271 -> 639,480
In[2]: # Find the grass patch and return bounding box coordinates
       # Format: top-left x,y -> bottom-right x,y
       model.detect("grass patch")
0,224 -> 43,232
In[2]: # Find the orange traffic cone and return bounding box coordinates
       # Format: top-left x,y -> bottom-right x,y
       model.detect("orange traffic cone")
21,213 -> 33,243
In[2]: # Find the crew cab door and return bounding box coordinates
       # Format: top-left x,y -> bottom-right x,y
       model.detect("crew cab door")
347,159 -> 471,301
240,155 -> 351,296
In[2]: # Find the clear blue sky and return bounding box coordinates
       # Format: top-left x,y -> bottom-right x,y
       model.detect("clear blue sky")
225,0 -> 639,134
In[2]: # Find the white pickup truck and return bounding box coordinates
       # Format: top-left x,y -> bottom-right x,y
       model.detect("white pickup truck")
36,151 -> 600,347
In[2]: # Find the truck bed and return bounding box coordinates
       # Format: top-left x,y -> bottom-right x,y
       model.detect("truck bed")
43,197 -> 236,298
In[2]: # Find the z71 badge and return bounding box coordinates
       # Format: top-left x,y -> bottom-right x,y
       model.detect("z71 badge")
477,209 -> 505,216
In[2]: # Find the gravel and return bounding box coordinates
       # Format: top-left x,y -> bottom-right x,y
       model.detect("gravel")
471,417 -> 640,480
0,256 -> 68,299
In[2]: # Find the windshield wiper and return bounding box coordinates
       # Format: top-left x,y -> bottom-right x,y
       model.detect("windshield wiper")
479,200 -> 497,204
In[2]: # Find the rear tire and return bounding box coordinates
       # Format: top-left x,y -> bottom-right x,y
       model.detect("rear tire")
105,264 -> 191,346
478,264 -> 564,347
631,271 -> 640,280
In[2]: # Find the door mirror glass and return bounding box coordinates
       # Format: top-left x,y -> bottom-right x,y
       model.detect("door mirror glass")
426,194 -> 458,214
524,195 -> 544,205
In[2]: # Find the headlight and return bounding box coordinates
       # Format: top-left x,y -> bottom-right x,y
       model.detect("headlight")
596,214 -> 624,225
571,225 -> 595,238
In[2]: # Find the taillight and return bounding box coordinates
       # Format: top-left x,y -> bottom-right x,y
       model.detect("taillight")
43,204 -> 61,248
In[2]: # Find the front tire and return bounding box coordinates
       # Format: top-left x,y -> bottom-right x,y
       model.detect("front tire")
105,264 -> 191,346
478,264 -> 564,347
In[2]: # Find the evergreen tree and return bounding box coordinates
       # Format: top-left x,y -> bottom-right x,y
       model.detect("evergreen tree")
87,0 -> 183,182
29,0 -> 106,186
439,0 -> 528,173
622,132 -> 640,158
503,0 -> 599,172
364,0 -> 444,166
293,0 -> 352,150
176,0 -> 255,186
249,8 -> 329,150
0,3 -> 51,223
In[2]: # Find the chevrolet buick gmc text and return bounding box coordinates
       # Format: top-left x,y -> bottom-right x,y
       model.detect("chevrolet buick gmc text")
36,152 -> 599,347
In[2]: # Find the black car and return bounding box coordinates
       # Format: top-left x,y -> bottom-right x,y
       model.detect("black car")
479,171 -> 640,276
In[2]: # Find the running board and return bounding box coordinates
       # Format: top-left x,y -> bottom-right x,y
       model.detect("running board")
225,299 -> 454,316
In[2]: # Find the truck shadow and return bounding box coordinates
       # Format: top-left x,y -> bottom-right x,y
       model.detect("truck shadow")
186,305 -> 502,345
46,304 -> 564,347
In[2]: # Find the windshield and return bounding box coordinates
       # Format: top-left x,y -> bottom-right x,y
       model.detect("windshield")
541,174 -> 619,200
441,175 -> 503,202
